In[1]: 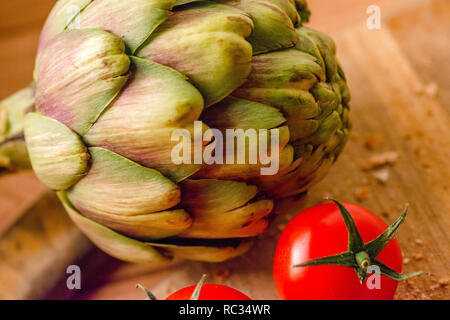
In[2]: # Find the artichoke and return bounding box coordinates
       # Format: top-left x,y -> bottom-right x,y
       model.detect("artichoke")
0,0 -> 350,264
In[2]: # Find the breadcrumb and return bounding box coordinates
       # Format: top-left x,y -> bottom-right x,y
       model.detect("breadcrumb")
214,268 -> 231,281
362,152 -> 399,170
438,277 -> 449,287
413,253 -> 424,261
354,186 -> 370,202
364,136 -> 377,151
371,168 -> 390,183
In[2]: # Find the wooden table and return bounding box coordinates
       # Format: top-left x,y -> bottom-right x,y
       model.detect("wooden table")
0,0 -> 448,300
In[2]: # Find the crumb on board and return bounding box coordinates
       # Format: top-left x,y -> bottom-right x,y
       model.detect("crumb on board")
371,168 -> 390,183
381,209 -> 391,218
361,176 -> 370,185
349,132 -> 360,141
403,132 -> 413,140
430,284 -> 440,291
354,186 -> 370,202
413,81 -> 438,98
415,239 -> 423,245
413,253 -> 424,261
362,151 -> 399,170
214,268 -> 231,282
403,258 -> 410,265
438,277 -> 449,287
424,82 -> 438,98
416,130 -> 424,138
363,136 -> 377,151
321,192 -> 333,201
413,147 -> 423,156
421,161 -> 432,170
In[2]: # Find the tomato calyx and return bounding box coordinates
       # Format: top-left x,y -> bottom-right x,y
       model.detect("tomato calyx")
293,200 -> 424,284
137,274 -> 207,300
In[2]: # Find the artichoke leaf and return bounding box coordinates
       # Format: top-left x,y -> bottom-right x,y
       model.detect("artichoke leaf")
0,140 -> 31,173
84,57 -> 204,132
201,97 -> 285,130
241,49 -> 325,91
69,0 -> 176,54
24,113 -> 89,190
36,0 -> 93,56
232,49 -> 324,141
240,0 -> 298,54
58,191 -> 171,264
84,57 -> 205,182
35,28 -> 130,135
264,0 -> 300,26
153,238 -> 254,262
179,179 -> 273,239
79,208 -> 192,241
295,27 -> 337,82
255,144 -> 335,198
180,179 -> 258,214
299,110 -> 342,146
233,88 -> 320,122
68,147 -> 181,217
61,190 -> 252,263
179,199 -> 273,238
137,1 -> 253,106
0,86 -> 35,142
294,0 -> 310,23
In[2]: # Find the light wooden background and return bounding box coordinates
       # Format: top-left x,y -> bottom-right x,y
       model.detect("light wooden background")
0,0 -> 448,300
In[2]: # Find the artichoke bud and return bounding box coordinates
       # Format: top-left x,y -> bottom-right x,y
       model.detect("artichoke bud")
16,0 -> 352,263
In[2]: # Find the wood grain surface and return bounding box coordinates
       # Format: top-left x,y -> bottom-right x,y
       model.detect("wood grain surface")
0,0 -> 448,300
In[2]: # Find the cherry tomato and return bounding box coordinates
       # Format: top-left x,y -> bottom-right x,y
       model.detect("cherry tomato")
273,202 -> 403,300
166,284 -> 251,300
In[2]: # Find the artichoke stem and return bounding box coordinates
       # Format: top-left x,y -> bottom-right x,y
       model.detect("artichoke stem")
0,85 -> 34,175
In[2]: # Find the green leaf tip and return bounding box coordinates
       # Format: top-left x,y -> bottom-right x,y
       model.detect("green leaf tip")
365,205 -> 408,258
190,274 -> 207,300
136,284 -> 157,300
293,252 -> 355,268
330,199 -> 364,252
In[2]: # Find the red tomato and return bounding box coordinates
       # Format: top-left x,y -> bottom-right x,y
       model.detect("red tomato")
166,284 -> 251,300
273,202 -> 403,300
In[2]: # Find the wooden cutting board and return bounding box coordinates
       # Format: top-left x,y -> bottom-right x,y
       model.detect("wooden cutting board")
0,0 -> 448,300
